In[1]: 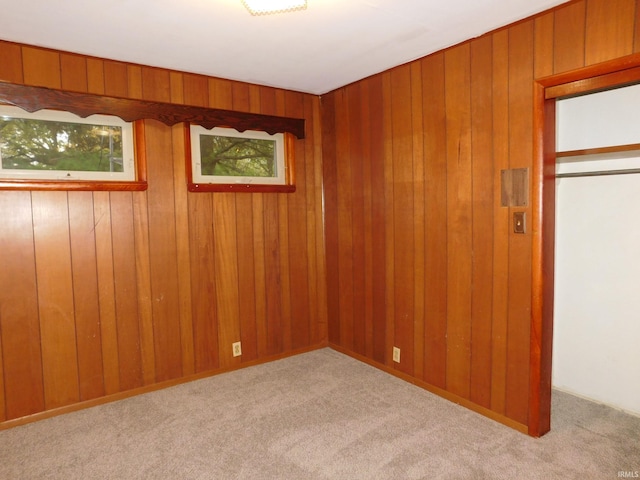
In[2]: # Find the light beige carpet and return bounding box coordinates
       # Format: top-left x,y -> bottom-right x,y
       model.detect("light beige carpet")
0,348 -> 638,479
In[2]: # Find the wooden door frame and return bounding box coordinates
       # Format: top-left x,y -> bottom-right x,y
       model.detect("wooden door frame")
529,52 -> 640,437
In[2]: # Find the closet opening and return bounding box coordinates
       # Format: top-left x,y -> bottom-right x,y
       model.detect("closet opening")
529,52 -> 640,437
553,83 -> 640,418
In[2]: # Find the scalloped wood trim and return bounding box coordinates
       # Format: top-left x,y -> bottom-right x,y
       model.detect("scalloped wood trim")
0,81 -> 305,138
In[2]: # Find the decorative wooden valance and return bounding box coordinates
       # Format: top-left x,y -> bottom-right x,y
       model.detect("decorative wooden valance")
0,81 -> 305,139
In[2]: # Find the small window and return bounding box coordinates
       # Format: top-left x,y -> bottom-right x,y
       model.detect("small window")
0,105 -> 145,190
188,125 -> 295,192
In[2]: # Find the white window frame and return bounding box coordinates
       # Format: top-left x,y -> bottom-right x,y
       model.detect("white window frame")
189,125 -> 286,186
0,105 -> 136,182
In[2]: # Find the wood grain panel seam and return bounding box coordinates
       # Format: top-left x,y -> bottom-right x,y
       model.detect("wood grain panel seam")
582,0 -> 589,67
502,30 -> 512,419
233,198 -> 245,354
488,51 -> 496,403
66,192 -> 96,399
381,72 -> 395,367
490,30 -> 510,415
442,59 -> 450,392
635,0 -> 640,52
410,61 -> 425,380
466,48 -> 475,400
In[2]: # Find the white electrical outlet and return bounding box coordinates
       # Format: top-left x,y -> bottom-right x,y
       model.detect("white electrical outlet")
232,341 -> 242,357
392,346 -> 400,363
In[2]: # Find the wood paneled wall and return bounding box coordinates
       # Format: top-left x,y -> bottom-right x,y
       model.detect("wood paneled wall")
0,42 -> 328,424
1,0 -> 638,434
322,0 -> 640,432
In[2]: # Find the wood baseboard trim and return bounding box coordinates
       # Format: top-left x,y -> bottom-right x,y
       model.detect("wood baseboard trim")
328,343 -> 528,435
0,342 -> 328,431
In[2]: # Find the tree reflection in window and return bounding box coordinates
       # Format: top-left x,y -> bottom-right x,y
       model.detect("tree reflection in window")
199,134 -> 276,178
0,117 -> 124,173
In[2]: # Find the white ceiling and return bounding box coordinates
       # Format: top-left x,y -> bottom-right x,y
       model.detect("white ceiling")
0,0 -> 569,95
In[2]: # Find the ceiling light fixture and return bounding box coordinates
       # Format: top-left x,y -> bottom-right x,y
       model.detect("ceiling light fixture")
242,0 -> 307,16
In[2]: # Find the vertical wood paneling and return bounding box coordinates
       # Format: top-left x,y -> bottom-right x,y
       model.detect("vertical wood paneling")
281,244 -> 295,350
86,59 -> 104,94
0,192 -> 45,419
249,86 -> 269,358
182,75 -> 219,372
110,192 -> 143,391
421,53 -> 448,389
314,108 -> 329,347
535,13 -> 555,79
635,2 -> 640,52
145,119 -> 183,381
0,41 -> 23,82
189,191 -> 219,372
305,94 -> 327,347
32,192 -> 80,409
410,62 -> 425,380
444,44 -> 473,398
585,0 -> 635,65
276,91 -> 293,353
133,188 -> 156,386
21,47 -> 60,88
347,84 -> 366,355
104,61 -> 129,97
68,193 -> 105,401
59,57 -> 104,402
469,36 -> 494,408
335,89 -> 355,352
368,76 -> 387,365
233,82 -> 260,361
171,72 -> 196,377
236,193 -> 259,360
208,79 -> 242,366
3,0 -> 636,434
285,91 -> 311,351
232,83 -> 259,362
506,21 -> 534,425
252,193 -> 269,357
0,40 -> 326,426
490,30 -> 511,415
20,9 -> 67,413
319,0 -> 640,435
127,65 -> 143,100
532,17 -> 556,428
391,65 -> 415,376
143,67 -> 183,382
127,65 -> 156,386
86,58 -> 127,394
359,80 -> 375,359
60,54 -> 87,91
93,192 -> 120,394
256,87 -> 282,355
382,72 -> 395,366
213,195 -> 242,367
322,92 -> 341,345
553,1 -> 586,73
232,82 -> 250,112
264,193 -> 283,355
